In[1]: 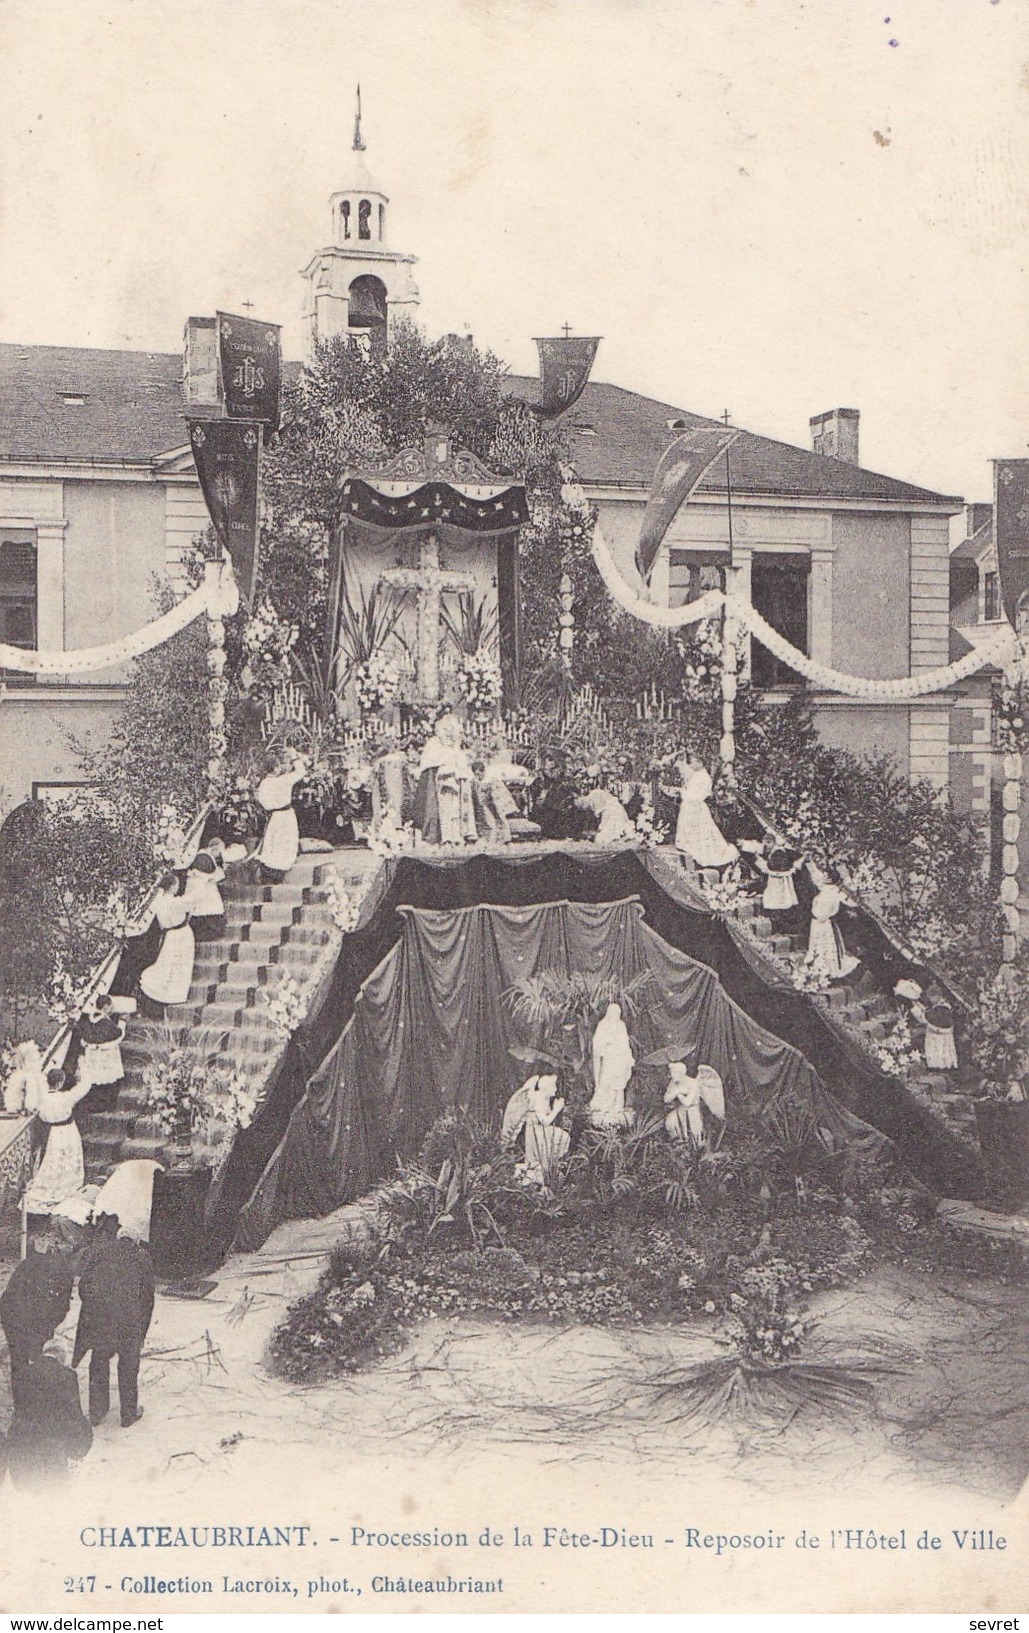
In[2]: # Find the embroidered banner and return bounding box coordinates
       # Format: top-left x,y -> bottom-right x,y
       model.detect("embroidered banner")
535,335 -> 601,419
188,418 -> 261,605
217,311 -> 282,426
636,426 -> 740,583
994,458 -> 1029,628
341,476 -> 528,533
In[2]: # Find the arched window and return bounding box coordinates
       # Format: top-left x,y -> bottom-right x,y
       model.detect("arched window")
348,275 -> 388,358
358,199 -> 371,240
339,200 -> 351,240
378,203 -> 385,240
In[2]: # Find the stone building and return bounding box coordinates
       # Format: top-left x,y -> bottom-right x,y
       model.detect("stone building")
0,123 -> 967,824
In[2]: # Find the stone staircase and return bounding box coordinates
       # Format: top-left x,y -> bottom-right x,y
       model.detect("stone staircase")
653,851 -> 975,1145
80,849 -> 383,1182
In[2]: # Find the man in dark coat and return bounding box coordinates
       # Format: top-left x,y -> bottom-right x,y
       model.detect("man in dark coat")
5,1342 -> 93,1487
72,1218 -> 155,1428
0,1230 -> 76,1407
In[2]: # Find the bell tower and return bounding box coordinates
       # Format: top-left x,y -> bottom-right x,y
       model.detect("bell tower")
301,88 -> 420,357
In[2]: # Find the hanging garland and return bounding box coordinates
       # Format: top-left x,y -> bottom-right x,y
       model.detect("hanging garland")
0,561 -> 239,675
737,597 -> 1019,701
587,506 -> 1020,701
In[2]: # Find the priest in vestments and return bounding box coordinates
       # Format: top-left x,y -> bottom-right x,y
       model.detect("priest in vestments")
412,714 -> 477,845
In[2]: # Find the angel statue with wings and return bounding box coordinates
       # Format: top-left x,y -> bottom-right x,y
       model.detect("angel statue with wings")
663,1061 -> 726,1148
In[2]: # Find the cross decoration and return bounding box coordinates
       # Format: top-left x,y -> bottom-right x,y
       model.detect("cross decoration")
379,533 -> 476,702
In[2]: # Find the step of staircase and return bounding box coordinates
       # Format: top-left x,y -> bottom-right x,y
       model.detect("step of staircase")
80,848 -> 371,1184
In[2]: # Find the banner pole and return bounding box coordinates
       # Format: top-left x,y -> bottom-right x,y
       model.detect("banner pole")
719,418 -> 737,793
999,631 -> 1028,979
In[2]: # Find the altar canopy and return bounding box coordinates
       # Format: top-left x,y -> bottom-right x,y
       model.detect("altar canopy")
328,432 -> 528,708
237,895 -> 881,1247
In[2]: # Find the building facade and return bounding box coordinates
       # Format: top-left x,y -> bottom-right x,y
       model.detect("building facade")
0,131 -> 967,826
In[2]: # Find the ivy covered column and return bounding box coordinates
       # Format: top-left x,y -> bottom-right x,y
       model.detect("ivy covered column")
720,566 -> 742,789
204,559 -> 239,800
998,634 -> 1029,975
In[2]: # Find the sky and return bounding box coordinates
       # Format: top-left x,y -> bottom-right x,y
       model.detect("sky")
0,0 -> 1025,511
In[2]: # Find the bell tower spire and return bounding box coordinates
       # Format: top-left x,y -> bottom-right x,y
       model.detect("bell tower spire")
352,84 -> 365,153
301,92 -> 420,359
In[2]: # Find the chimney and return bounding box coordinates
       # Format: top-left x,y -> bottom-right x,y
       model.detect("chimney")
182,317 -> 220,409
965,501 -> 993,540
809,407 -> 860,465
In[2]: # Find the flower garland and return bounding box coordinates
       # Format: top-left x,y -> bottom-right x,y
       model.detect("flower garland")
586,503 -> 1021,699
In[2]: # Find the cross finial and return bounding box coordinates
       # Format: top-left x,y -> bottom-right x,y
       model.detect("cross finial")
353,84 -> 365,152
241,299 -> 255,314
721,408 -> 732,426
561,322 -> 573,340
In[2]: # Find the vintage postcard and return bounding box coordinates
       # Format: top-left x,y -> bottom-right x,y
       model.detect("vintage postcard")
0,0 -> 1026,1616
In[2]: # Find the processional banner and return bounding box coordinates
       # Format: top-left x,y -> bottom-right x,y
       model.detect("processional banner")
187,418 -> 261,606
534,334 -> 601,418
217,310 -> 282,426
635,425 -> 740,583
994,457 -> 1029,628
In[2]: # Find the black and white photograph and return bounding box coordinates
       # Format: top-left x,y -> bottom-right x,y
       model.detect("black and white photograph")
0,0 -> 1026,1615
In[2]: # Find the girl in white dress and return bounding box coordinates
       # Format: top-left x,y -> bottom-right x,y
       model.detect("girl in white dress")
23,1068 -> 92,1211
577,788 -> 636,848
139,873 -> 195,1015
254,756 -> 306,879
77,995 -> 126,1096
804,866 -> 859,980
670,756 -> 738,869
181,841 -> 227,940
4,1040 -> 46,1117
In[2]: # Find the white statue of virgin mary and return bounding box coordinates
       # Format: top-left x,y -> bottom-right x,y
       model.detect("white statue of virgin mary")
589,1003 -> 635,1128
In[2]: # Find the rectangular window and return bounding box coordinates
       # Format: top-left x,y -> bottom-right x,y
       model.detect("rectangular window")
750,552 -> 810,688
0,531 -> 38,685
667,550 -> 725,609
984,570 -> 1002,622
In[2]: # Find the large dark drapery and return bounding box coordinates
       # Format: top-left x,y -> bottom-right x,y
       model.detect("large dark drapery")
235,895 -> 881,1250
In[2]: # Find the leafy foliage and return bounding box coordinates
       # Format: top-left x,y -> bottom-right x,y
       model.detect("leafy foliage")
736,695 -> 1002,982
962,949 -> 1029,1093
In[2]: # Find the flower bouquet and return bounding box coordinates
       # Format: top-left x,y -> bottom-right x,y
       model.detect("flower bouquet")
456,649 -> 503,720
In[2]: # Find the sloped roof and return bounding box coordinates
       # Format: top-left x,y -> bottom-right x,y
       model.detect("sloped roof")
0,343 -> 188,463
504,377 -> 960,506
0,341 -> 960,507
951,516 -> 994,559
